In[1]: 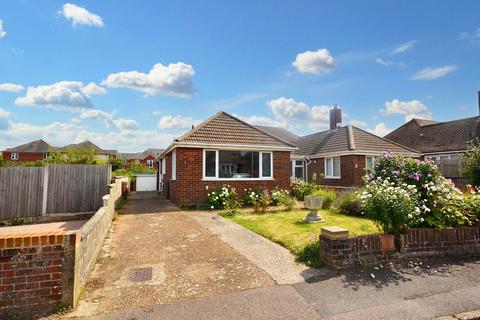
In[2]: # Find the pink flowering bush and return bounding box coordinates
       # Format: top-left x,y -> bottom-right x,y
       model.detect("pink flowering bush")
361,152 -> 478,234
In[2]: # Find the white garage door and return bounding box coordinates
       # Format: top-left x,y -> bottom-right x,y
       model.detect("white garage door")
135,174 -> 157,191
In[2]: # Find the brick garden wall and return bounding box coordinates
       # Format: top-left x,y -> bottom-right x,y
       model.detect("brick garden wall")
163,148 -> 291,206
0,232 -> 78,319
320,226 -> 480,269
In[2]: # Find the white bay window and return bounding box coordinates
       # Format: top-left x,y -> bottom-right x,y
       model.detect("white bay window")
203,150 -> 273,180
324,157 -> 341,179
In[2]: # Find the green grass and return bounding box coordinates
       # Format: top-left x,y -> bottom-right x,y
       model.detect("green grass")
229,209 -> 381,268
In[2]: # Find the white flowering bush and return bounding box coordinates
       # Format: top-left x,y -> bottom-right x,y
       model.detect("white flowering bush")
243,188 -> 262,207
361,152 -> 478,234
207,185 -> 240,213
272,188 -> 296,211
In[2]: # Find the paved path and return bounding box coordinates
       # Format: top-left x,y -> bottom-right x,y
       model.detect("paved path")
191,212 -> 331,284
66,193 -> 273,318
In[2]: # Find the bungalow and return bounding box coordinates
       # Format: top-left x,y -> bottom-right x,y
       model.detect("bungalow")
119,148 -> 164,170
2,139 -> 51,162
260,106 -> 420,187
158,112 -> 297,206
59,141 -> 118,161
385,116 -> 480,161
159,110 -> 419,206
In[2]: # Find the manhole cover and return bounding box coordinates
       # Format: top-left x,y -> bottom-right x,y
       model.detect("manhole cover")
128,267 -> 153,282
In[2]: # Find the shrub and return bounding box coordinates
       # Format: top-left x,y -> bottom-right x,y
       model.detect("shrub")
243,188 -> 262,207
336,189 -> 364,216
207,185 -> 240,212
272,189 -> 296,211
361,151 -> 478,234
311,188 -> 336,209
462,138 -> 480,187
250,190 -> 272,214
290,179 -> 318,200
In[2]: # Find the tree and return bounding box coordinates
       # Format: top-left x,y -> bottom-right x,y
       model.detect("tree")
462,138 -> 480,187
108,156 -> 125,171
45,147 -> 102,165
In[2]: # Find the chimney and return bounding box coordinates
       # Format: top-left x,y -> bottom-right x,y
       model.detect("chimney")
478,91 -> 480,116
329,104 -> 342,130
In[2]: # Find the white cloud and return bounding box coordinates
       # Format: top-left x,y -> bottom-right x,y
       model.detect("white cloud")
157,115 -> 201,130
292,49 -> 335,74
61,3 -> 104,27
102,62 -> 196,98
0,108 -> 10,130
81,82 -> 108,96
371,123 -> 392,137
75,108 -> 138,130
375,58 -> 406,67
459,28 -> 480,46
234,114 -> 282,127
410,65 -> 458,80
0,83 -> 24,93
392,40 -> 417,54
382,99 -> 432,122
0,19 -> 6,38
15,81 -> 105,109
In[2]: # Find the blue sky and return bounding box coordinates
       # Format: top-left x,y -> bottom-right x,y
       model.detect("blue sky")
0,1 -> 479,152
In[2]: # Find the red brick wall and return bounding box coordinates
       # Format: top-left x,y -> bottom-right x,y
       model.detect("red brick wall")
162,147 -> 291,206
0,233 -> 77,319
140,155 -> 158,171
307,155 -> 366,187
2,152 -> 45,162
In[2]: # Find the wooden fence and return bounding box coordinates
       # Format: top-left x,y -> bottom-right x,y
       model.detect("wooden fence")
0,164 -> 111,219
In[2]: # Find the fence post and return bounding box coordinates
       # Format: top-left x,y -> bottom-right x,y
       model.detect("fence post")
41,165 -> 49,216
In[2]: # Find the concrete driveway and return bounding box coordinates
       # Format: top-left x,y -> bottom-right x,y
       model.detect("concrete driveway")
67,193 -> 274,318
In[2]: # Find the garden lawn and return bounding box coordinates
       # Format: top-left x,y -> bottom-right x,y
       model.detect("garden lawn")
229,209 -> 381,268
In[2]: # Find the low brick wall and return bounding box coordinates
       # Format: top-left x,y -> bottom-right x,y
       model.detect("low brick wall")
0,177 -> 128,319
0,232 -> 79,319
320,225 -> 480,269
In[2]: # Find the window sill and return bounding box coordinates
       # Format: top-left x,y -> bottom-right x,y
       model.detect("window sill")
324,176 -> 341,180
202,178 -> 275,181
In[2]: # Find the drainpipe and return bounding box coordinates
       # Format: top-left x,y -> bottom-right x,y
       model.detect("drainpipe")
304,157 -> 312,182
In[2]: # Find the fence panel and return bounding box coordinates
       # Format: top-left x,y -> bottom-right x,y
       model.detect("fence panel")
0,166 -> 44,219
46,165 -> 111,214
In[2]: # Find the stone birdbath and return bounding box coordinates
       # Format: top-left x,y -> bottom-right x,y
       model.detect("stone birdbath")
304,195 -> 326,223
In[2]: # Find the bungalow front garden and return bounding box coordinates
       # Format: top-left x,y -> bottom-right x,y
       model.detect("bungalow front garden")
206,150 -> 480,269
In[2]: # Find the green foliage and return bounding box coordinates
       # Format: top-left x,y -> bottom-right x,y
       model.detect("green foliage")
311,188 -> 336,209
243,188 -> 262,207
113,163 -> 155,180
462,138 -> 480,187
0,160 -> 44,167
46,147 -> 103,165
362,152 -> 478,234
207,185 -> 241,214
336,189 -> 364,216
108,156 -> 125,171
296,241 -> 321,268
7,218 -> 29,226
272,189 -> 296,211
290,179 -> 318,200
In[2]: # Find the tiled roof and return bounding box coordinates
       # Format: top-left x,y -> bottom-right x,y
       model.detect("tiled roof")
4,139 -> 52,153
175,112 -> 297,148
120,148 -> 164,160
264,126 -> 418,156
255,126 -> 300,146
59,140 -> 118,156
385,116 -> 480,153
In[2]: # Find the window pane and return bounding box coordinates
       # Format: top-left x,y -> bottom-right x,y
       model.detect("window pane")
295,167 -> 304,179
295,160 -> 303,166
333,157 -> 340,177
219,151 -> 259,178
366,156 -> 373,170
205,151 -> 216,177
326,158 -> 332,176
262,153 -> 272,177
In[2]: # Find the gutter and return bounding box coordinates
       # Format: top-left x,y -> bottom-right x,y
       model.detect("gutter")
304,157 -> 312,182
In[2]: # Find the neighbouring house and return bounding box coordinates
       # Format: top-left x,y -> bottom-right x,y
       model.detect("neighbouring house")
59,140 -> 118,161
1,139 -> 51,162
2,139 -> 118,163
119,148 -> 163,170
158,111 -> 297,206
260,106 -> 420,188
385,116 -> 480,186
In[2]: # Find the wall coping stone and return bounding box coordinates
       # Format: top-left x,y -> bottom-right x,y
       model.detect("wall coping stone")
321,226 -> 349,239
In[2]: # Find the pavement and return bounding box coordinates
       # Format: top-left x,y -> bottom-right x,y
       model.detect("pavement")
51,193 -> 480,320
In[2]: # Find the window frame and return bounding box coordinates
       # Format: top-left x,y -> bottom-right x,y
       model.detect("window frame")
11,152 -> 18,161
146,159 -> 154,168
171,150 -> 176,180
202,149 -> 274,181
324,156 -> 341,179
365,156 -> 378,171
291,160 -> 304,180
